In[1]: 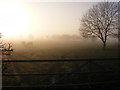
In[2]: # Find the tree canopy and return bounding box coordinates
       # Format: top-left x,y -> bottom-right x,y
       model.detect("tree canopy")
80,2 -> 118,48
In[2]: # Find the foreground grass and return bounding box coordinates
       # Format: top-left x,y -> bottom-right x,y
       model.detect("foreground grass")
3,40 -> 120,88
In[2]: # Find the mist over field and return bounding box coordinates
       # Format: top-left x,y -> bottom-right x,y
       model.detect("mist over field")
1,1 -> 120,89
4,35 -> 118,60
1,1 -> 119,61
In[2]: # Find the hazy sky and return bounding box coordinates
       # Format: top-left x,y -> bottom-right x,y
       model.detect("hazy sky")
4,1 -> 119,39
15,0 -> 120,2
21,2 -> 96,38
0,1 -> 98,39
0,0 -> 120,39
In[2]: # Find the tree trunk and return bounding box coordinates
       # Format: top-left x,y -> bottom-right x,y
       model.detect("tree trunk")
103,41 -> 106,49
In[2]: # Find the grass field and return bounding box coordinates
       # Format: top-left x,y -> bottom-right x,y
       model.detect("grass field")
12,39 -> 119,60
3,39 -> 120,88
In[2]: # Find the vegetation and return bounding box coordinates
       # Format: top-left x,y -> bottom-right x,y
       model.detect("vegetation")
3,39 -> 119,89
80,2 -> 118,49
0,33 -> 13,72
12,39 -> 118,60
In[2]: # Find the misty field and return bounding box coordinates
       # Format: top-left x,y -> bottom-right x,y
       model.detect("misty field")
12,39 -> 119,60
1,1 -> 120,89
3,39 -> 119,88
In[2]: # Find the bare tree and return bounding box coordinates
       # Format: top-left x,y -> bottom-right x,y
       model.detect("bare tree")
80,2 -> 118,49
0,33 -> 13,72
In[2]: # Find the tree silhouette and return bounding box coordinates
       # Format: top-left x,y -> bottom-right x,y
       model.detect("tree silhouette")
80,2 -> 118,49
0,33 -> 13,72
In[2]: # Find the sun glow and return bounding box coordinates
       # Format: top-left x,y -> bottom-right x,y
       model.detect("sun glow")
0,1 -> 28,38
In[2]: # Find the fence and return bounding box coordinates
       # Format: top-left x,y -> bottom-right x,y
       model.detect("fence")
2,57 -> 120,89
